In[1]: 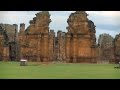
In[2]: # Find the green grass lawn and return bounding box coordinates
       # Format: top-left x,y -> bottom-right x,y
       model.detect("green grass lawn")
0,61 -> 120,79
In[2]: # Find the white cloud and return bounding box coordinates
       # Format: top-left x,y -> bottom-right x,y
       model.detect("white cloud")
49,11 -> 75,32
87,11 -> 120,26
0,11 -> 120,39
50,15 -> 68,32
0,11 -> 40,30
87,11 -> 120,17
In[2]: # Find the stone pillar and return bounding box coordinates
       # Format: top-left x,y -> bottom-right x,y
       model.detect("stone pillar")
13,24 -> 19,61
40,36 -> 42,62
43,34 -> 49,62
49,38 -> 54,61
72,34 -> 78,63
114,34 -> 120,63
37,35 -> 41,62
13,24 -> 18,33
65,33 -> 71,63
91,47 -> 96,63
49,30 -> 55,61
94,47 -> 97,63
20,23 -> 25,34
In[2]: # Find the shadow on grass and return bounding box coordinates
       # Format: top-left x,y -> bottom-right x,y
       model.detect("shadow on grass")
114,67 -> 120,69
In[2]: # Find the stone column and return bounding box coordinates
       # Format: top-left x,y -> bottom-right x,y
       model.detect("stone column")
49,30 -> 55,61
13,24 -> 19,61
65,33 -> 71,63
19,23 -> 25,34
49,36 -> 54,61
43,34 -> 49,62
72,34 -> 78,63
37,34 -> 41,62
94,47 -> 97,63
91,46 -> 96,63
41,34 -> 44,62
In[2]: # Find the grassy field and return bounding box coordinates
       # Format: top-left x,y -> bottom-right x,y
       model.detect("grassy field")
0,61 -> 120,79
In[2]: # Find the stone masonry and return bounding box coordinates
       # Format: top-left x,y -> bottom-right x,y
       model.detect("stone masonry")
114,33 -> 120,63
18,11 -> 51,62
0,24 -> 18,61
98,33 -> 114,63
65,11 -> 97,63
0,11 -> 118,63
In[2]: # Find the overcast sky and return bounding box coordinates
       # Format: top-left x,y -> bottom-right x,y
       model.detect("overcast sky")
0,11 -> 120,39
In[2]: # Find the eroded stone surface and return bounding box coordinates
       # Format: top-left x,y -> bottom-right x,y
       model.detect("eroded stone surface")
1,11 -> 116,63
18,11 -> 51,62
98,33 -> 114,63
65,11 -> 97,63
114,34 -> 120,63
0,24 -> 18,61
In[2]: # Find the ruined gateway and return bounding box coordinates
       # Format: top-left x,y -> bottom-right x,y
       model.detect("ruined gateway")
0,11 -> 119,63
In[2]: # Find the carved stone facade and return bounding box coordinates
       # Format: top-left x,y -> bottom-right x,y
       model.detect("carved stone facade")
114,34 -> 120,63
65,11 -> 97,63
98,33 -> 114,63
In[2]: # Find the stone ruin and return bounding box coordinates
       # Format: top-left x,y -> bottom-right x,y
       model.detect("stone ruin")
18,11 -> 52,62
65,11 -> 97,63
49,30 -> 55,61
0,11 -> 119,63
114,33 -> 120,63
54,30 -> 66,61
0,24 -> 18,61
97,33 -> 114,63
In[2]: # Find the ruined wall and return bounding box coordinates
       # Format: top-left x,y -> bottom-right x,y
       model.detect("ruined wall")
65,11 -> 97,63
55,31 -> 66,61
0,25 -> 5,60
49,30 -> 55,61
88,20 -> 97,63
18,23 -> 26,60
2,11 -> 119,63
19,11 -> 51,62
0,24 -> 18,61
114,34 -> 120,63
98,33 -> 114,63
